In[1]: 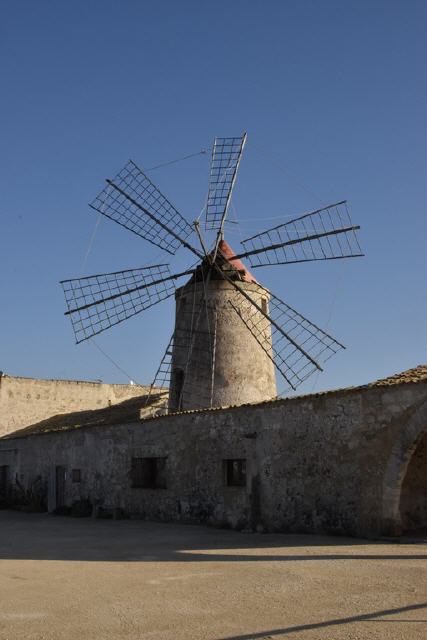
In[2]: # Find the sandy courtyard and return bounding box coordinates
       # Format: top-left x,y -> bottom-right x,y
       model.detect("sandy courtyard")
0,511 -> 425,639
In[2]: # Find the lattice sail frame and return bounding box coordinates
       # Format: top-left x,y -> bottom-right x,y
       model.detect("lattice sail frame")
144,332 -> 175,407
61,264 -> 176,344
239,201 -> 363,267
205,134 -> 246,231
228,284 -> 344,391
90,160 -> 194,255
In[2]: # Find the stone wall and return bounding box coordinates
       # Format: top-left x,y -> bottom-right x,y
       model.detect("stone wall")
1,378 -> 426,538
0,374 -> 152,437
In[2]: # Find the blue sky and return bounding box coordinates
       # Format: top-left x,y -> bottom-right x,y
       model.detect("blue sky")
0,0 -> 426,394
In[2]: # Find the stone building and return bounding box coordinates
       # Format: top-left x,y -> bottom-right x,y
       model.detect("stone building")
0,365 -> 425,538
0,373 -> 165,438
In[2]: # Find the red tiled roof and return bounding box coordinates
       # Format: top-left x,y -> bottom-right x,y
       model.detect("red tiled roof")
217,239 -> 258,283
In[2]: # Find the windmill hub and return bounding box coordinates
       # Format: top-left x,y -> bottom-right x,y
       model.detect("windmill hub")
187,239 -> 258,284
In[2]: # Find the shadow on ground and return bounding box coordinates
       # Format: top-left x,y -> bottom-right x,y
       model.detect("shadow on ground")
0,510 -> 425,563
212,603 -> 427,639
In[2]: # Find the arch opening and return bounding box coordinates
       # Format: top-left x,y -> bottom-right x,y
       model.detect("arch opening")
381,397 -> 427,537
399,429 -> 427,534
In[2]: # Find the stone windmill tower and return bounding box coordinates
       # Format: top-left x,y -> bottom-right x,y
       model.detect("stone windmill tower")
169,238 -> 276,411
61,133 -> 363,411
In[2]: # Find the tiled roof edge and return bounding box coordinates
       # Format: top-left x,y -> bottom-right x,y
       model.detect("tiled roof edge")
141,365 -> 427,423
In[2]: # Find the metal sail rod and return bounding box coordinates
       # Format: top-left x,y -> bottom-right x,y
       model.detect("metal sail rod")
231,225 -> 361,262
217,132 -> 247,240
249,254 -> 364,268
260,285 -> 346,350
205,133 -> 247,233
241,200 -> 348,243
64,269 -> 193,315
211,133 -> 247,264
60,264 -> 170,284
106,179 -> 204,260
194,220 -> 210,258
215,265 -> 323,373
209,311 -> 218,406
228,299 -> 297,391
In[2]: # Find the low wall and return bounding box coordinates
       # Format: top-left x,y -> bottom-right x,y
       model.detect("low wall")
0,374 -> 152,437
1,379 -> 426,538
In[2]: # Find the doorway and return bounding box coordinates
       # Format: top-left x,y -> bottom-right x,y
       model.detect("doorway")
0,465 -> 9,504
55,466 -> 66,509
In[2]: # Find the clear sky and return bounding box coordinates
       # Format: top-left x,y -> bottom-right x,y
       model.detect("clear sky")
1,0 -> 426,395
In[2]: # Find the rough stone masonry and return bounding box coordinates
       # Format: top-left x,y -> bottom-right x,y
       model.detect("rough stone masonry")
0,365 -> 426,538
0,373 -> 160,437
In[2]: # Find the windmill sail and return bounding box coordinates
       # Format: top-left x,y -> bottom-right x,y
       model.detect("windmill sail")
144,327 -> 215,411
237,201 -> 363,267
61,264 -> 189,343
60,134 -> 363,408
205,134 -> 246,232
144,332 -> 175,407
90,160 -> 196,255
227,281 -> 344,391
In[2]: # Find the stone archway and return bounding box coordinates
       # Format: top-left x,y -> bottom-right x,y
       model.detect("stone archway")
399,429 -> 427,532
381,397 -> 427,536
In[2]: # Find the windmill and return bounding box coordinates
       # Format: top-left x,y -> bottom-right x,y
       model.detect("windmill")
60,133 -> 363,412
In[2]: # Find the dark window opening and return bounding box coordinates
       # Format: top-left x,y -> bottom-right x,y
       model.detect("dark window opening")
55,465 -> 66,508
171,368 -> 185,410
71,469 -> 81,483
131,457 -> 167,489
261,297 -> 267,314
0,465 -> 9,498
224,459 -> 247,487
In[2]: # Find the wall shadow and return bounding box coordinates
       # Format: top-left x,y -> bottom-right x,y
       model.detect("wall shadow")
0,511 -> 426,563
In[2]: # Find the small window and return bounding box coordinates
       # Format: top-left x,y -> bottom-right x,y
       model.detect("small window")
71,469 -> 81,483
224,459 -> 246,487
131,457 -> 167,489
261,297 -> 267,314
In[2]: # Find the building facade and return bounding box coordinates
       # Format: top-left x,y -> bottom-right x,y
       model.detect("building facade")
1,366 -> 426,538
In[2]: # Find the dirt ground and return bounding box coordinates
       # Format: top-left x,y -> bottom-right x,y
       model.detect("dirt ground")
0,511 -> 425,640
